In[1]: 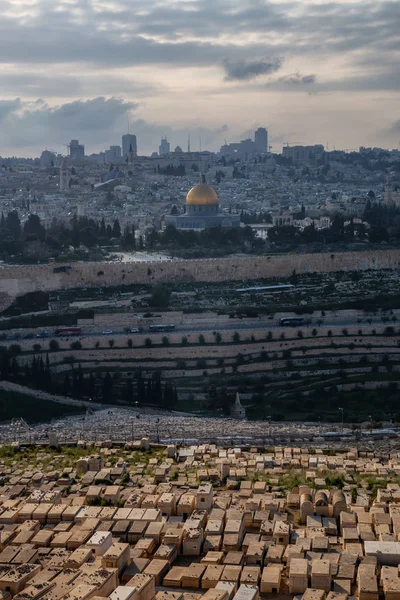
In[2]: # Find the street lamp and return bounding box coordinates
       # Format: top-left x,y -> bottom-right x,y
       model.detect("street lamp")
339,407 -> 344,432
267,415 -> 272,440
156,418 -> 160,444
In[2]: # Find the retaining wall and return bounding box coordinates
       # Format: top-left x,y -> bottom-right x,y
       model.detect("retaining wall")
0,249 -> 399,310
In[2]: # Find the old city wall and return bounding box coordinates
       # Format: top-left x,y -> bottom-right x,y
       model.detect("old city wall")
0,249 -> 399,309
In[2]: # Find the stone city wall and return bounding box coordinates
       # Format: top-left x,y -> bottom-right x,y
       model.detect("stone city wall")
0,249 -> 399,309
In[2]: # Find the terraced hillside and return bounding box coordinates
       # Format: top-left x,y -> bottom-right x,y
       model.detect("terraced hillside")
2,267 -> 400,423
2,318 -> 400,423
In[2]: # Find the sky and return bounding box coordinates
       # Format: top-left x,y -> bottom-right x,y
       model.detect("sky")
0,0 -> 399,157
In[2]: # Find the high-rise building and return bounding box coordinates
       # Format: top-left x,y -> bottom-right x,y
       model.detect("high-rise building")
159,137 -> 170,156
282,144 -> 325,164
105,145 -> 122,163
69,140 -> 85,160
254,128 -> 268,153
122,134 -> 137,158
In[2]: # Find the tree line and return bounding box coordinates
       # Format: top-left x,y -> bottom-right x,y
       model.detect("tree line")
0,346 -> 177,408
148,224 -> 256,250
0,212 -> 139,259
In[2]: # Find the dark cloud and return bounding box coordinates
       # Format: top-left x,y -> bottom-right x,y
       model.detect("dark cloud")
0,97 -> 138,151
0,0 -> 398,97
0,96 -> 231,156
0,0 -> 396,72
222,57 -> 283,81
277,73 -> 316,85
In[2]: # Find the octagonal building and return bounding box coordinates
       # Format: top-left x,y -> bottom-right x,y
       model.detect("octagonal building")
165,183 -> 240,231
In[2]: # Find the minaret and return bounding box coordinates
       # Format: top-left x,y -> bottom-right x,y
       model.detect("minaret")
77,197 -> 85,217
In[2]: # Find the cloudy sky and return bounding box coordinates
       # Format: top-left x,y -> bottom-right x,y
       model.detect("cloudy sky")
1,0 -> 399,156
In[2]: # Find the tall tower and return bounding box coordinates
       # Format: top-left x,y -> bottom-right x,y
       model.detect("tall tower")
59,160 -> 69,192
254,127 -> 268,153
122,134 -> 137,158
159,137 -> 170,155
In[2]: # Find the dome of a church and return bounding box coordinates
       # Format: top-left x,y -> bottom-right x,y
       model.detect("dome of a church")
186,184 -> 218,206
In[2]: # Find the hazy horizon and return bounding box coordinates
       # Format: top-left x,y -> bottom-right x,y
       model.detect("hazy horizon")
1,0 -> 399,157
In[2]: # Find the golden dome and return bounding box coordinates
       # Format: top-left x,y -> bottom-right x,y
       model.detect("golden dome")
186,184 -> 218,206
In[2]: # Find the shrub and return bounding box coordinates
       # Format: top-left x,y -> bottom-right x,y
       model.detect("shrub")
49,339 -> 59,351
181,336 -> 188,346
162,336 -> 170,346
233,331 -> 240,343
327,330 -> 332,337
33,343 -> 41,352
9,344 -> 21,356
95,341 -> 100,349
149,284 -> 171,308
266,331 -> 273,341
127,339 -> 133,348
196,358 -> 207,369
236,353 -> 245,365
215,332 -> 222,343
70,341 -> 82,350
108,339 -> 114,348
342,328 -> 348,336
297,330 -> 303,339
176,359 -> 186,369
198,334 -> 205,345
312,328 -> 317,337
144,338 -> 152,348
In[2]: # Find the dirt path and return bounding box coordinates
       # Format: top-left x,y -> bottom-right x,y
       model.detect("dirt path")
0,381 -> 196,418
0,380 -> 101,409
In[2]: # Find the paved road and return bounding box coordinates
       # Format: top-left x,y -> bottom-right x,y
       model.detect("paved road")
4,313 -> 396,342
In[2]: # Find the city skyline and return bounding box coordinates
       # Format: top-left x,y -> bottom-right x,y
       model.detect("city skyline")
0,0 -> 399,156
